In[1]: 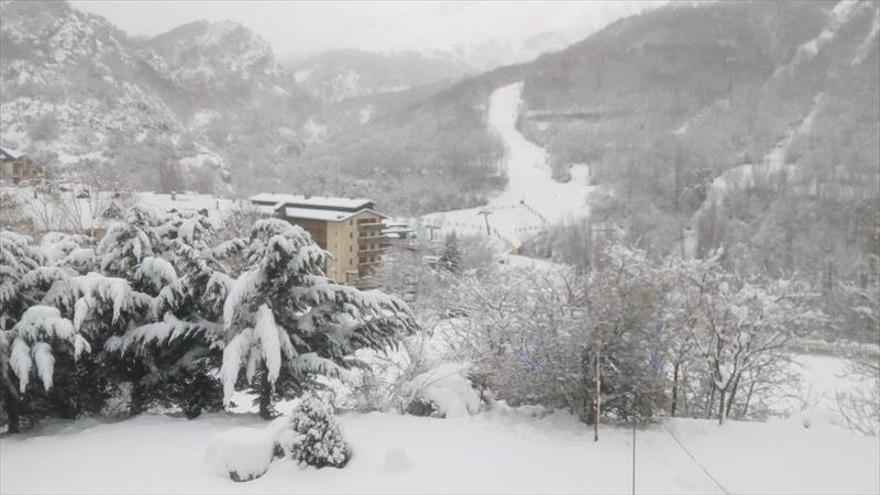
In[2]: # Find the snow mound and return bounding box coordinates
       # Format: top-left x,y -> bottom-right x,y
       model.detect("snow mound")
382,447 -> 413,473
403,362 -> 481,418
205,426 -> 277,482
790,406 -> 844,430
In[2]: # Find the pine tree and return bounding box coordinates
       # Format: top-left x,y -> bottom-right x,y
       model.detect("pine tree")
72,206 -> 166,415
439,231 -> 462,273
286,393 -> 349,468
1,231 -> 45,432
4,306 -> 90,393
0,232 -> 95,432
137,211 -> 242,417
97,205 -> 162,281
98,209 -> 233,417
221,219 -> 418,419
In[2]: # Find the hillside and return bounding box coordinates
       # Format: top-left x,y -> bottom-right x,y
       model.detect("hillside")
516,0 -> 879,297
284,49 -> 474,102
0,0 -> 318,194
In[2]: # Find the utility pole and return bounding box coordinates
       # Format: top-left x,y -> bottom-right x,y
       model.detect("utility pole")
478,210 -> 493,236
585,221 -> 615,443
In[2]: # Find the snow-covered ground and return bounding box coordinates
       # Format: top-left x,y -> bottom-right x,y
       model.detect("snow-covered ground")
1,404 -> 877,494
423,82 -> 594,250
3,186 -> 247,232
2,354 -> 877,494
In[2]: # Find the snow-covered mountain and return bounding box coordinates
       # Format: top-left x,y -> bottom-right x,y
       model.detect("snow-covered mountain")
283,50 -> 474,102
148,20 -> 280,97
0,0 -> 316,193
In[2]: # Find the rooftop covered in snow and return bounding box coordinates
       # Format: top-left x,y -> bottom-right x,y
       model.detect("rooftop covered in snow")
0,146 -> 26,160
249,193 -> 375,213
252,204 -> 386,222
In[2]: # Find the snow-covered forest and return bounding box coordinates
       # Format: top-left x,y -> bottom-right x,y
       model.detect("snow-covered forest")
1,1 -> 878,494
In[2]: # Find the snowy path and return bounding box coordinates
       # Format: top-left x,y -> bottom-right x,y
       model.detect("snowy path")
423,82 -> 593,250
2,407 -> 877,494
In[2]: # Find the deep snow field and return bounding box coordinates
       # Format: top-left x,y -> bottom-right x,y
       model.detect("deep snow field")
2,354 -> 878,495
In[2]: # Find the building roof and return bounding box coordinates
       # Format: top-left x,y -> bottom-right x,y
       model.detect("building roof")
252,201 -> 386,221
249,193 -> 374,211
284,207 -> 386,222
0,146 -> 25,160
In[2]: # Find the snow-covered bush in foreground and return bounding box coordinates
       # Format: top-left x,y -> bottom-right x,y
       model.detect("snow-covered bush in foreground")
206,394 -> 350,482
4,305 -> 90,393
402,362 -> 481,418
284,393 -> 350,468
206,425 -> 278,482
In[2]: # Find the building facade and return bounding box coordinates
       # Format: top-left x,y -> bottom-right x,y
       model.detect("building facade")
249,193 -> 386,286
0,147 -> 45,185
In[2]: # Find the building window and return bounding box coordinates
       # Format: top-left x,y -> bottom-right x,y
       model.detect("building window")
349,232 -> 353,239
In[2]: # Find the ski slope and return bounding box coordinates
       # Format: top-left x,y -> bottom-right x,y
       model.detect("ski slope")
684,92 -> 826,257
423,82 -> 594,250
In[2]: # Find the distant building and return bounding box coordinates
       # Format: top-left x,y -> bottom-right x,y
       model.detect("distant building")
0,147 -> 45,185
382,220 -> 417,243
249,193 -> 387,287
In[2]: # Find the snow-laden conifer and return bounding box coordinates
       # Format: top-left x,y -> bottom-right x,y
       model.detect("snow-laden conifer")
4,305 -> 90,393
285,393 -> 350,468
221,218 -> 418,418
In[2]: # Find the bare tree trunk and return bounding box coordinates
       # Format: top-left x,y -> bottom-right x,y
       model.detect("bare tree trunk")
718,389 -> 726,425
258,362 -> 272,420
742,381 -> 757,419
671,361 -> 680,417
705,381 -> 716,419
726,373 -> 741,419
129,380 -> 145,417
1,383 -> 21,433
682,367 -> 690,416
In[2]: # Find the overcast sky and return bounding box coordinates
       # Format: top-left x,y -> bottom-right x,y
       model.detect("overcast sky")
72,1 -> 661,60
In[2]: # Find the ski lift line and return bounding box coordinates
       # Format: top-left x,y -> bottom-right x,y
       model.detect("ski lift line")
661,423 -> 731,495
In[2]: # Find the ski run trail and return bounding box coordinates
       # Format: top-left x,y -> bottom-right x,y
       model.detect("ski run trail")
422,82 -> 595,252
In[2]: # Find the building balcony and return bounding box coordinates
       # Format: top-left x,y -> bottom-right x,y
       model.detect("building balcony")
358,246 -> 385,255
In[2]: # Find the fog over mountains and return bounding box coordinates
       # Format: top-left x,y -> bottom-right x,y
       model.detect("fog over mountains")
2,0 -> 878,261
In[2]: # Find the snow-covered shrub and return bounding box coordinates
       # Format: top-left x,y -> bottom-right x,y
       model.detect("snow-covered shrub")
836,360 -> 880,436
97,205 -> 161,279
286,393 -> 350,468
206,426 -> 278,482
402,362 -> 481,418
4,305 -> 90,393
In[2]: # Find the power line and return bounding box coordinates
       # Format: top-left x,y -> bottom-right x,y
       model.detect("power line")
661,423 -> 731,495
